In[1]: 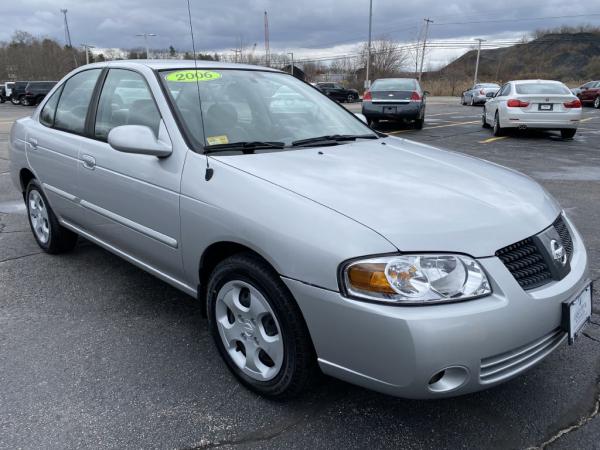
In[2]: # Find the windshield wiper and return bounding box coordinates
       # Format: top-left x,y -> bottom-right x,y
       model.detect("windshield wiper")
204,141 -> 285,155
291,134 -> 378,147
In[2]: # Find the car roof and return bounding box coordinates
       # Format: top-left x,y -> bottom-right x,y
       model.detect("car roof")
373,77 -> 417,81
81,59 -> 283,73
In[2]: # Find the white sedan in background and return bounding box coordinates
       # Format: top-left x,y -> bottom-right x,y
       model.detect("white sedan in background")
483,80 -> 582,138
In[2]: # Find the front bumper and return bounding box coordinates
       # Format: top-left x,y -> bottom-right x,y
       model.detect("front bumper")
283,217 -> 589,399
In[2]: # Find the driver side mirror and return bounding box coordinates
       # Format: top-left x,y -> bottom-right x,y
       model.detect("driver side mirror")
108,121 -> 172,157
423,90 -> 430,96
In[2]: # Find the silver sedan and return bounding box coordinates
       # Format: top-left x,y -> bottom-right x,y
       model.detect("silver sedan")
461,83 -> 500,106
483,80 -> 582,138
10,61 -> 591,399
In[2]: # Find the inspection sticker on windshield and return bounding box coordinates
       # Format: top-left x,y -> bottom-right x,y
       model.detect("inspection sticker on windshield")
207,135 -> 229,145
165,70 -> 222,82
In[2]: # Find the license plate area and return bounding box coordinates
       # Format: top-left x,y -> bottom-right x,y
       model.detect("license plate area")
562,283 -> 592,344
539,103 -> 553,111
383,106 -> 397,114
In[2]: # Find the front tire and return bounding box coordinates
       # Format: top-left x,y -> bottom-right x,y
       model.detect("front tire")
594,97 -> 600,109
21,97 -> 30,106
11,96 -> 20,105
493,111 -> 503,136
25,179 -> 78,254
207,253 -> 317,399
470,96 -> 475,106
482,109 -> 490,128
561,129 -> 577,139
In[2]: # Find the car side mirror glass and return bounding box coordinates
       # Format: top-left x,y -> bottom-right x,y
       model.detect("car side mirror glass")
423,90 -> 430,96
108,121 -> 172,157
354,113 -> 368,124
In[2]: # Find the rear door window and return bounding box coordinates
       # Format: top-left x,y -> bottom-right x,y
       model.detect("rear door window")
40,85 -> 64,127
54,69 -> 102,134
94,69 -> 161,140
515,83 -> 570,95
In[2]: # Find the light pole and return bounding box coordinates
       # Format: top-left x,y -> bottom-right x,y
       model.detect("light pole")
365,0 -> 373,89
288,52 -> 294,76
81,44 -> 95,65
136,33 -> 156,59
473,38 -> 486,84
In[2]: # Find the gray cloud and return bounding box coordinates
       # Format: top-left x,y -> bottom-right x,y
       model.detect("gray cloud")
1,0 -> 598,57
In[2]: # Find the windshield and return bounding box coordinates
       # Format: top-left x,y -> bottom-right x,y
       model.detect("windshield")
371,79 -> 417,91
515,83 -> 571,95
160,69 -> 375,150
479,83 -> 499,88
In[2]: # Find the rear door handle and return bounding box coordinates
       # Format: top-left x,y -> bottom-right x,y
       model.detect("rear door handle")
81,154 -> 96,170
28,138 -> 38,149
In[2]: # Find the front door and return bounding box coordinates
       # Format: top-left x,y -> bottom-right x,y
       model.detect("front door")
75,67 -> 185,281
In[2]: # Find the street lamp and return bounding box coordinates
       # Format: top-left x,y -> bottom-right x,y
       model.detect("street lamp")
81,44 -> 95,65
136,33 -> 157,59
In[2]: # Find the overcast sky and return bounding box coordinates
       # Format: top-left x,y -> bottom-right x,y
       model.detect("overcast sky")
2,0 -> 600,68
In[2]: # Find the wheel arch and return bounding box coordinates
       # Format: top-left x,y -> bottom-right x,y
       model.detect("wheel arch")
19,168 -> 36,197
198,241 -> 284,314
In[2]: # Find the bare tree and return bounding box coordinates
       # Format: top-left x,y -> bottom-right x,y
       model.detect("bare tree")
359,36 -> 410,80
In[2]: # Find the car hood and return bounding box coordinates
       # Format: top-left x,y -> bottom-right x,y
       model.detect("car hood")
212,137 -> 561,257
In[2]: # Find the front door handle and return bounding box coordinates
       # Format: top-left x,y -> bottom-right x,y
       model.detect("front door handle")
28,137 -> 38,149
81,154 -> 96,170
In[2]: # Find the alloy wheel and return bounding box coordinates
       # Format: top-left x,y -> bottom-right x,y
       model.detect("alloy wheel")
215,280 -> 284,381
595,97 -> 600,109
28,190 -> 50,244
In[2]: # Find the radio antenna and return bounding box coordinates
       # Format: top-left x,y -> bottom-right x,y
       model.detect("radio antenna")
185,0 -> 213,180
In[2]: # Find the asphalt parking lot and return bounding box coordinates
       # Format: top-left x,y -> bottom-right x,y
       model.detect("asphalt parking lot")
1,99 -> 599,449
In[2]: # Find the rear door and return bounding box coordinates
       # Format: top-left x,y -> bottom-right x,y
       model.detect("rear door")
74,67 -> 185,280
26,69 -> 102,223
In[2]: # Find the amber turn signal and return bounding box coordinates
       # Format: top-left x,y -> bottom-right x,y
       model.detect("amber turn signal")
347,263 -> 396,294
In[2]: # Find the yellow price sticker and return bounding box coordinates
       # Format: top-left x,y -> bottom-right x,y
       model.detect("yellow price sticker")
165,70 -> 222,82
206,135 -> 229,145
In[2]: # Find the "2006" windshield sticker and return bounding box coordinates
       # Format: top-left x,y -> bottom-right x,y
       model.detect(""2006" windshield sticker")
165,70 -> 222,82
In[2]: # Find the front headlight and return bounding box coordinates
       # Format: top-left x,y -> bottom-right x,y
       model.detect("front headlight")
341,254 -> 491,305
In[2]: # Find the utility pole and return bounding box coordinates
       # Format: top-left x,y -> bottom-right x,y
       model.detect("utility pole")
81,44 -> 95,65
136,33 -> 156,59
365,0 -> 373,89
418,18 -> 433,82
231,48 -> 242,63
288,52 -> 294,76
264,11 -> 270,67
473,38 -> 486,84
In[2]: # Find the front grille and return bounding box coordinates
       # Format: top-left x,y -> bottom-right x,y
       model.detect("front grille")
495,238 -> 552,289
496,214 -> 574,290
553,215 -> 573,259
480,329 -> 566,384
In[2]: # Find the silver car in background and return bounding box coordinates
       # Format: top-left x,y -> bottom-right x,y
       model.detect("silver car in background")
461,83 -> 500,106
10,61 -> 591,400
483,80 -> 582,138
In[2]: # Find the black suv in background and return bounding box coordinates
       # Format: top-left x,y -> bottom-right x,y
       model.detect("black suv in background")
10,81 -> 29,105
22,81 -> 57,106
315,82 -> 360,103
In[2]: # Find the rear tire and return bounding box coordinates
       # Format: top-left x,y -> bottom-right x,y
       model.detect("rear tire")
493,111 -> 503,136
561,129 -> 576,139
206,253 -> 317,399
11,96 -> 20,105
25,179 -> 78,254
461,95 -> 466,105
594,97 -> 600,109
21,97 -> 30,106
470,96 -> 475,106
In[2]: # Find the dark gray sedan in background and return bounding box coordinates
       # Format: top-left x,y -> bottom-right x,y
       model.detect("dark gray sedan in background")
362,78 -> 426,128
461,83 -> 500,106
